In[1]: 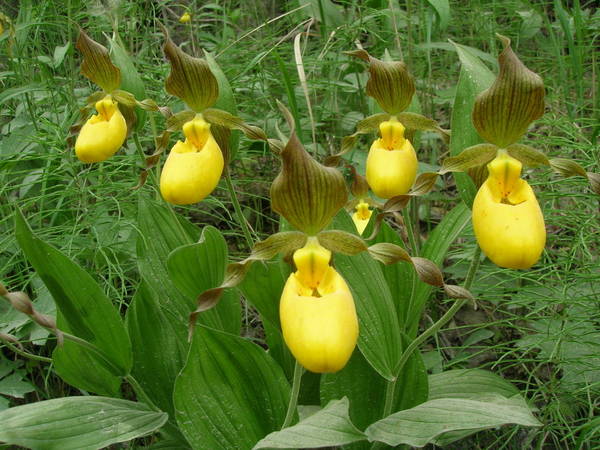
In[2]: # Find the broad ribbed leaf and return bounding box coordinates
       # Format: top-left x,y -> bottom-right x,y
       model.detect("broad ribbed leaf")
0,397 -> 167,450
167,226 -> 241,335
332,212 -> 402,380
472,36 -> 545,147
53,311 -> 121,397
428,369 -> 520,400
239,260 -> 294,378
126,282 -> 188,419
366,395 -> 541,447
450,41 -> 495,207
321,340 -> 428,432
14,210 -> 131,375
174,327 -> 290,450
254,398 -> 365,449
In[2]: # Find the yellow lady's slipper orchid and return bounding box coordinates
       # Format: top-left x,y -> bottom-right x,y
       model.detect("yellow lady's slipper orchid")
280,238 -> 359,373
366,118 -> 418,199
472,151 -> 546,269
179,12 -> 191,23
352,201 -> 372,235
160,116 -> 224,205
74,96 -> 127,163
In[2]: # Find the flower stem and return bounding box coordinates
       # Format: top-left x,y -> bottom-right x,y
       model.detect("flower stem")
224,171 -> 254,249
282,360 -> 304,429
0,336 -> 52,363
381,246 -> 482,419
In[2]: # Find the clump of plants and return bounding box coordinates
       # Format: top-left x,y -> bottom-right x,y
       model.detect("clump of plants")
0,9 -> 598,450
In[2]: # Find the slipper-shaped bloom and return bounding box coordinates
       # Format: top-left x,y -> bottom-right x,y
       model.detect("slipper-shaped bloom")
75,96 -> 127,163
366,118 -> 418,199
280,238 -> 358,373
352,200 -> 372,235
160,116 -> 224,205
472,151 -> 546,269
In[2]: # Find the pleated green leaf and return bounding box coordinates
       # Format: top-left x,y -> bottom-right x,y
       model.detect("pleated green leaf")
332,212 -> 402,380
0,397 -> 167,450
174,327 -> 290,450
428,369 -> 520,400
14,209 -> 131,376
366,395 -> 541,447
253,398 -> 366,449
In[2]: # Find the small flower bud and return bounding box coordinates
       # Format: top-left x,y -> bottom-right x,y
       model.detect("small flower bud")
352,201 -> 372,235
472,151 -> 546,269
179,12 -> 191,23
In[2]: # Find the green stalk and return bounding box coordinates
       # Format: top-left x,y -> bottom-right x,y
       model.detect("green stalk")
225,171 -> 254,249
281,360 -> 304,429
381,246 -> 482,419
0,337 -> 52,363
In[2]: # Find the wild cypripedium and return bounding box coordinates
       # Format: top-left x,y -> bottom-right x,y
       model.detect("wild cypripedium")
280,238 -> 359,373
179,12 -> 191,23
160,115 -> 224,205
366,118 -> 418,199
472,151 -> 545,269
74,96 -> 127,163
352,200 -> 372,235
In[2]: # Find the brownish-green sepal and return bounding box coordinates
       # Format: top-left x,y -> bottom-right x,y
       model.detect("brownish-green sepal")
348,49 -> 415,115
162,25 -> 219,112
440,143 -> 498,174
472,35 -> 545,147
270,105 -> 348,235
76,28 -> 121,92
317,230 -> 367,255
506,144 -> 549,167
550,158 -> 600,195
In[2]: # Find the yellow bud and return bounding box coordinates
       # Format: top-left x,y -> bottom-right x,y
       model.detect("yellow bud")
472,151 -> 546,269
280,260 -> 358,373
160,116 -> 224,205
352,201 -> 372,235
366,119 -> 418,199
75,96 -> 127,163
179,12 -> 191,23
